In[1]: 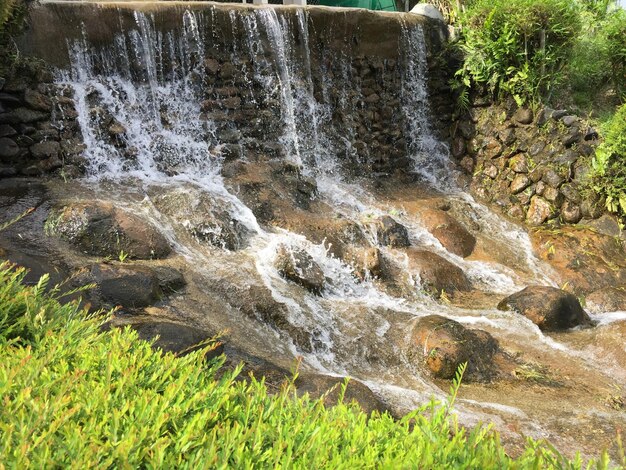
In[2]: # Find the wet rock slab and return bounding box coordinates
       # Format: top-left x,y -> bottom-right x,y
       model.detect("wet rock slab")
46,201 -> 171,260
419,209 -> 476,258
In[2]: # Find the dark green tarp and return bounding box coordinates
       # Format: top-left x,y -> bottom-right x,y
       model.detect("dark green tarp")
317,0 -> 397,11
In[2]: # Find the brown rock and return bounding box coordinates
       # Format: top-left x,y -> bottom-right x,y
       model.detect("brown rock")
405,249 -> 471,296
295,373 -> 389,415
543,186 -> 563,205
585,287 -> 626,314
374,216 -> 410,248
510,174 -> 531,194
420,209 -> 476,258
543,169 -> 565,188
204,58 -> 221,75
514,108 -> 533,125
460,156 -> 474,173
275,244 -> 325,295
47,201 -> 171,259
581,194 -> 605,219
526,196 -> 552,226
509,154 -> 528,173
531,226 -> 626,294
30,140 -> 60,159
87,263 -> 162,309
483,164 -> 498,179
451,136 -> 465,159
410,315 -> 499,381
128,321 -> 223,360
497,286 -> 590,331
561,200 -> 582,224
0,137 -> 19,159
23,89 -> 52,112
344,246 -> 383,280
482,137 -> 502,159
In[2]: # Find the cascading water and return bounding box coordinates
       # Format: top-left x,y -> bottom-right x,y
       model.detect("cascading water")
39,3 -> 624,458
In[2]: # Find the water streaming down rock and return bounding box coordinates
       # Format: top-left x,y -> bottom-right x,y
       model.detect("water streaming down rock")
18,2 -> 625,458
58,2 -> 542,387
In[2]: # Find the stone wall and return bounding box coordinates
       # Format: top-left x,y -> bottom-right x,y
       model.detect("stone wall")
452,102 -> 604,226
0,61 -> 84,178
0,3 -> 452,180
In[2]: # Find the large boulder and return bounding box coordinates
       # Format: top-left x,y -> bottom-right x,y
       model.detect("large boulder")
419,209 -> 476,258
405,249 -> 471,296
275,245 -> 325,295
46,202 -> 171,259
373,216 -> 410,248
410,315 -> 499,381
295,373 -> 389,415
497,286 -> 591,331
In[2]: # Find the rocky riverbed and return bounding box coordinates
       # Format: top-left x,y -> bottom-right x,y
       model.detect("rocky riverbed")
0,1 -> 625,462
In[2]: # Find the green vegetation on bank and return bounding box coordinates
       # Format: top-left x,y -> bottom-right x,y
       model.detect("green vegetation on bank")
451,0 -> 625,109
454,0 -> 581,106
0,261 -> 617,468
591,103 -> 626,217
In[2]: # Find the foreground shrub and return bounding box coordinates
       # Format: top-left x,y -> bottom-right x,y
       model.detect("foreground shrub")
0,262 -> 614,467
591,103 -> 626,216
454,0 -> 581,105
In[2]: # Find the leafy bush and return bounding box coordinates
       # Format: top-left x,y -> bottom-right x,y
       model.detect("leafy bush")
0,262 -> 618,467
454,0 -> 581,105
603,9 -> 626,100
591,103 -> 626,215
569,5 -> 626,107
0,0 -> 18,34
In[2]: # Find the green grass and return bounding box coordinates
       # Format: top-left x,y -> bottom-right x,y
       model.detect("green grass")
0,261 -> 621,468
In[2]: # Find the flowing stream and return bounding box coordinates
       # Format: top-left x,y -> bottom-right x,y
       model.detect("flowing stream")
34,2 -> 626,459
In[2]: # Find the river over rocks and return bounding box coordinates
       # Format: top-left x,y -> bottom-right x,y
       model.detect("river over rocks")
0,2 -> 625,462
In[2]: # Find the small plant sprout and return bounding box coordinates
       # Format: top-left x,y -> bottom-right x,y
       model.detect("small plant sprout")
118,250 -> 129,263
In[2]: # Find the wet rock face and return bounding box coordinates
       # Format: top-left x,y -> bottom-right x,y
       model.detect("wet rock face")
374,216 -> 410,248
153,189 -> 251,251
531,226 -> 626,294
410,315 -> 499,381
86,263 -> 162,309
295,373 -> 389,416
343,246 -> 383,280
498,286 -> 591,331
419,209 -> 475,258
405,249 -> 470,297
585,287 -> 626,314
275,245 -> 325,295
46,202 -> 171,260
128,321 -> 223,360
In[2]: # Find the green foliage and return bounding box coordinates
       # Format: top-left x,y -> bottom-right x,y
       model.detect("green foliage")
0,263 -> 617,467
0,0 -> 23,39
454,0 -> 581,105
591,103 -> 626,215
569,4 -> 626,107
